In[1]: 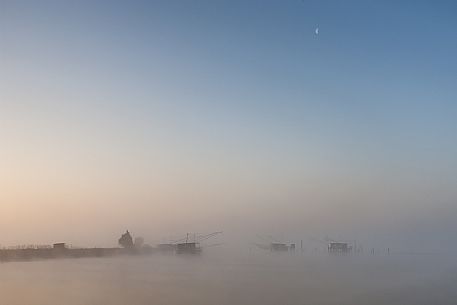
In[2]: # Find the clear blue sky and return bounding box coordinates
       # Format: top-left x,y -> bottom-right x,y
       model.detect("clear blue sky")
1,0 -> 456,249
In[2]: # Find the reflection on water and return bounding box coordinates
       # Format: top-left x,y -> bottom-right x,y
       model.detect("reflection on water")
1,252 -> 456,305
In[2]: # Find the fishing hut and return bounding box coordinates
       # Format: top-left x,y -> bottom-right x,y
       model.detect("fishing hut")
270,243 -> 289,252
176,242 -> 202,254
328,242 -> 352,254
172,232 -> 222,255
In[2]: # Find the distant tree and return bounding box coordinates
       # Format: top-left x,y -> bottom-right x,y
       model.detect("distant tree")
118,230 -> 134,249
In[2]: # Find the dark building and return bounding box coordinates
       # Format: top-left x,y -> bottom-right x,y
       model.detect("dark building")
270,243 -> 289,252
53,243 -> 67,250
176,242 -> 201,254
328,242 -> 352,254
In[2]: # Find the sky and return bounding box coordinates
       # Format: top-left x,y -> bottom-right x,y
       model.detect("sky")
1,0 -> 456,251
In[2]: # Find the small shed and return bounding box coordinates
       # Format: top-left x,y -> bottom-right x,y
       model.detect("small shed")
53,243 -> 67,250
328,242 -> 351,254
176,242 -> 201,254
270,243 -> 289,252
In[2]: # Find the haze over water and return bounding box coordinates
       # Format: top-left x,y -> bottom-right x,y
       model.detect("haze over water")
1,252 -> 457,305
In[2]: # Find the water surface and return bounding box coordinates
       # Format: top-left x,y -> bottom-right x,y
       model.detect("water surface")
1,252 -> 456,305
